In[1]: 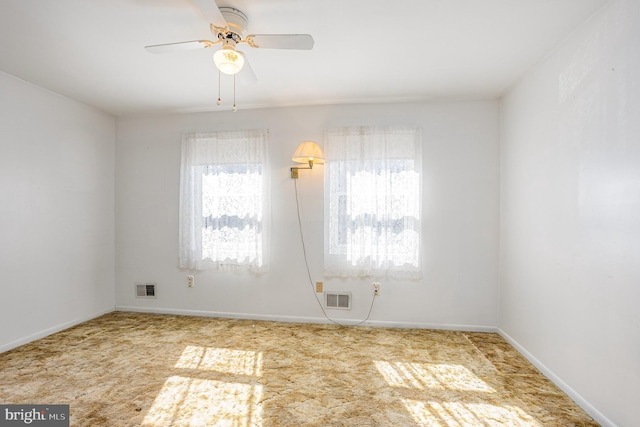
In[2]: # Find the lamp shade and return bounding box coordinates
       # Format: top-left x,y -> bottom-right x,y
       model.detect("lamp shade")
213,46 -> 245,75
292,141 -> 325,167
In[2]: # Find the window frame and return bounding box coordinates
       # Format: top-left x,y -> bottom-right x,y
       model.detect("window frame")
178,130 -> 269,273
324,126 -> 422,279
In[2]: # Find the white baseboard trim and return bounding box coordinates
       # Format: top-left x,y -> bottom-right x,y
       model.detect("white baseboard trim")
0,307 -> 115,354
115,305 -> 497,332
498,328 -> 616,427
116,305 -> 331,325
364,319 -> 497,332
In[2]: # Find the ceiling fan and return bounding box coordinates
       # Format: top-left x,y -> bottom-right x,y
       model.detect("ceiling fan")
145,0 -> 314,82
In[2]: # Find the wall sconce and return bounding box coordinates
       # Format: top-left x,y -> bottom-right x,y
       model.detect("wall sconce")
290,141 -> 325,178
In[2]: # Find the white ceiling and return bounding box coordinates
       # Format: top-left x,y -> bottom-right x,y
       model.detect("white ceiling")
0,0 -> 608,117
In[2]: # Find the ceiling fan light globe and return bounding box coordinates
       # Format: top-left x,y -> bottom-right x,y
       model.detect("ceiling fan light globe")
213,48 -> 244,75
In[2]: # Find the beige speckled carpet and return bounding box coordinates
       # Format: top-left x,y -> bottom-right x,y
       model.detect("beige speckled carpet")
0,312 -> 598,426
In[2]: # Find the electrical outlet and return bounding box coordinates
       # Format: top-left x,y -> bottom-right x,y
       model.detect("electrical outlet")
187,275 -> 195,287
372,282 -> 381,296
315,281 -> 323,292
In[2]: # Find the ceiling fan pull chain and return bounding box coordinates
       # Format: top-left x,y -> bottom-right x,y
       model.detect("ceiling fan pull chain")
232,74 -> 238,112
216,69 -> 222,106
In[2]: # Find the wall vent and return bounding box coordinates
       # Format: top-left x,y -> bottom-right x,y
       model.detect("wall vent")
325,292 -> 351,310
135,282 -> 157,299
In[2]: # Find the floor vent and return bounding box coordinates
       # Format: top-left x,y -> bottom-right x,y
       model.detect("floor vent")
135,283 -> 157,299
325,292 -> 351,310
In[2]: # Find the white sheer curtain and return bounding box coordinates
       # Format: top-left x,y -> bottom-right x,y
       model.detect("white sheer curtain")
324,126 -> 422,278
179,130 -> 269,272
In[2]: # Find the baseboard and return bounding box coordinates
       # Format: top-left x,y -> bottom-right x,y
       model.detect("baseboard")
115,305 -> 331,325
363,319 -> 497,332
498,328 -> 617,427
0,307 -> 115,354
114,305 -> 497,332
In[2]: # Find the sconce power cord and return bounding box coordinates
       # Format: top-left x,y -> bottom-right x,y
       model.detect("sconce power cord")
293,178 -> 376,327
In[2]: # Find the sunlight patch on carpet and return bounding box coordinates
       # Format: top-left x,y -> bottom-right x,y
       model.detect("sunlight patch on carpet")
375,361 -> 543,425
143,346 -> 263,426
402,399 -> 543,427
142,376 -> 262,426
374,361 -> 495,392
175,345 -> 263,376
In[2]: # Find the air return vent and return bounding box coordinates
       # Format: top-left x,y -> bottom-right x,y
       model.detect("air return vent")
325,292 -> 351,310
135,282 -> 157,299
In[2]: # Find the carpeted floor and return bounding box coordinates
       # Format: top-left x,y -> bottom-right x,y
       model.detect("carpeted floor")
0,312 -> 598,426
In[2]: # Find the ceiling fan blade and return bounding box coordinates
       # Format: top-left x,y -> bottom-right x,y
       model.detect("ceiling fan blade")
238,54 -> 257,85
192,0 -> 227,28
145,40 -> 216,53
246,34 -> 314,50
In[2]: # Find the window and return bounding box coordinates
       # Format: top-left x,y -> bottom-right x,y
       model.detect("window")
324,126 -> 422,278
179,130 -> 269,272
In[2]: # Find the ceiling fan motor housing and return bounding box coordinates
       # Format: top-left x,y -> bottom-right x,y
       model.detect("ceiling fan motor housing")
213,7 -> 248,41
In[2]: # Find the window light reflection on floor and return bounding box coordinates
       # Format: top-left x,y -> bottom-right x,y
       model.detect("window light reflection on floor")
142,346 -> 263,427
175,345 -> 263,376
402,399 -> 543,427
374,361 -> 495,392
375,361 -> 542,426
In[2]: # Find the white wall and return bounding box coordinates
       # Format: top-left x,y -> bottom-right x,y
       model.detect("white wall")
115,100 -> 499,329
499,1 -> 640,426
0,72 -> 116,351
